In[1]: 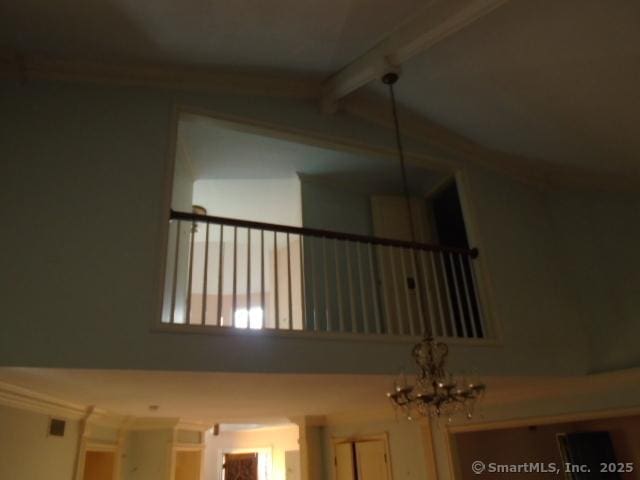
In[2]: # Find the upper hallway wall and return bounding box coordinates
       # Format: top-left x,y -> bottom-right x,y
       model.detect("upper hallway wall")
0,79 -> 593,376
300,179 -> 373,236
546,189 -> 640,373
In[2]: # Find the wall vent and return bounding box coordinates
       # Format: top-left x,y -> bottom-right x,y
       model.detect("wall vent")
49,418 -> 66,437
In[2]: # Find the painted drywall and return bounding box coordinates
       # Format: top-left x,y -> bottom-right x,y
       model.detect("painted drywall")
0,77 -> 635,379
121,429 -> 173,480
547,189 -> 640,373
0,404 -> 79,480
193,178 -> 302,226
320,419 -> 429,480
300,179 -> 380,333
300,179 -> 372,236
163,138 -> 195,324
202,425 -> 300,480
448,166 -> 589,374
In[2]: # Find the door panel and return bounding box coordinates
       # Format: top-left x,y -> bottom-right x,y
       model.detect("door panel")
175,451 -> 202,480
355,440 -> 389,480
335,442 -> 355,480
83,451 -> 115,480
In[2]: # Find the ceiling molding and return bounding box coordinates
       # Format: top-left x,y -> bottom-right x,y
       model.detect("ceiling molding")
321,0 -> 510,111
180,105 -> 454,173
0,380 -> 132,427
0,380 -> 87,420
0,52 -> 322,99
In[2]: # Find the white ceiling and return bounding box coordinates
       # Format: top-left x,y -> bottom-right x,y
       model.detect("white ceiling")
369,0 -> 640,174
179,114 -> 445,195
0,0 -> 422,73
3,0 -> 638,176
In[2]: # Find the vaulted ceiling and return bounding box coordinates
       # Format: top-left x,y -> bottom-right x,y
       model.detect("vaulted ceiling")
2,0 -> 639,180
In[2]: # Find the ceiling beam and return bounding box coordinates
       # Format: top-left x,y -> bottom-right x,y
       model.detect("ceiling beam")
321,0 -> 510,112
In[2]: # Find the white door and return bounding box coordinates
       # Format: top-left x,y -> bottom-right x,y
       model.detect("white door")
334,442 -> 356,480
355,440 -> 389,480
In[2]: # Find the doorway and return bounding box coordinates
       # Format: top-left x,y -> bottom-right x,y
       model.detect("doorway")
332,435 -> 392,480
82,449 -> 116,480
223,452 -> 258,480
174,449 -> 203,480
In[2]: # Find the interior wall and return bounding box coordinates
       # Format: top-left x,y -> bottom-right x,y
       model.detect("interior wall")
121,429 -> 173,480
202,425 -> 300,480
547,189 -> 640,373
320,419 -> 429,480
0,404 -> 80,480
451,166 -> 589,375
194,178 -> 302,227
454,414 -> 640,480
0,76 -> 627,378
300,179 -> 372,236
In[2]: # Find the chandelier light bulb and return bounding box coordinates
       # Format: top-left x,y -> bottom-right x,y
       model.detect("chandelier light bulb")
386,337 -> 486,420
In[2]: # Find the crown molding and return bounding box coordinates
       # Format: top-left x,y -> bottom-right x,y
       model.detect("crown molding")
0,380 -> 87,420
0,52 -> 321,99
0,381 -> 132,428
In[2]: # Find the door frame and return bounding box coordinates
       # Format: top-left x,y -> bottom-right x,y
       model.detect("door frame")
330,433 -> 393,480
78,442 -> 120,480
170,443 -> 205,480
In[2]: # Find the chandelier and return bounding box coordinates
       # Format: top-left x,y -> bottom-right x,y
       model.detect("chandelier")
381,72 -> 486,420
387,337 -> 485,420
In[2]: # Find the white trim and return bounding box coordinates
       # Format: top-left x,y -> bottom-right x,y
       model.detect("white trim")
454,169 -> 501,342
0,380 -> 87,420
151,322 -> 501,347
178,106 -> 452,172
0,55 -> 320,99
321,0 -> 509,108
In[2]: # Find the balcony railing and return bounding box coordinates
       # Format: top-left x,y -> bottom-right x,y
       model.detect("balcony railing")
161,210 -> 486,339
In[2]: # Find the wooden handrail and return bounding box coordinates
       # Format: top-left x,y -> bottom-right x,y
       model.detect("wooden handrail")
170,210 -> 478,258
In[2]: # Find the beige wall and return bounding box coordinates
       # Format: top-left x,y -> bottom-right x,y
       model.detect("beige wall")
121,429 -> 173,480
320,419 -> 430,480
203,425 -> 299,480
0,404 -> 80,480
